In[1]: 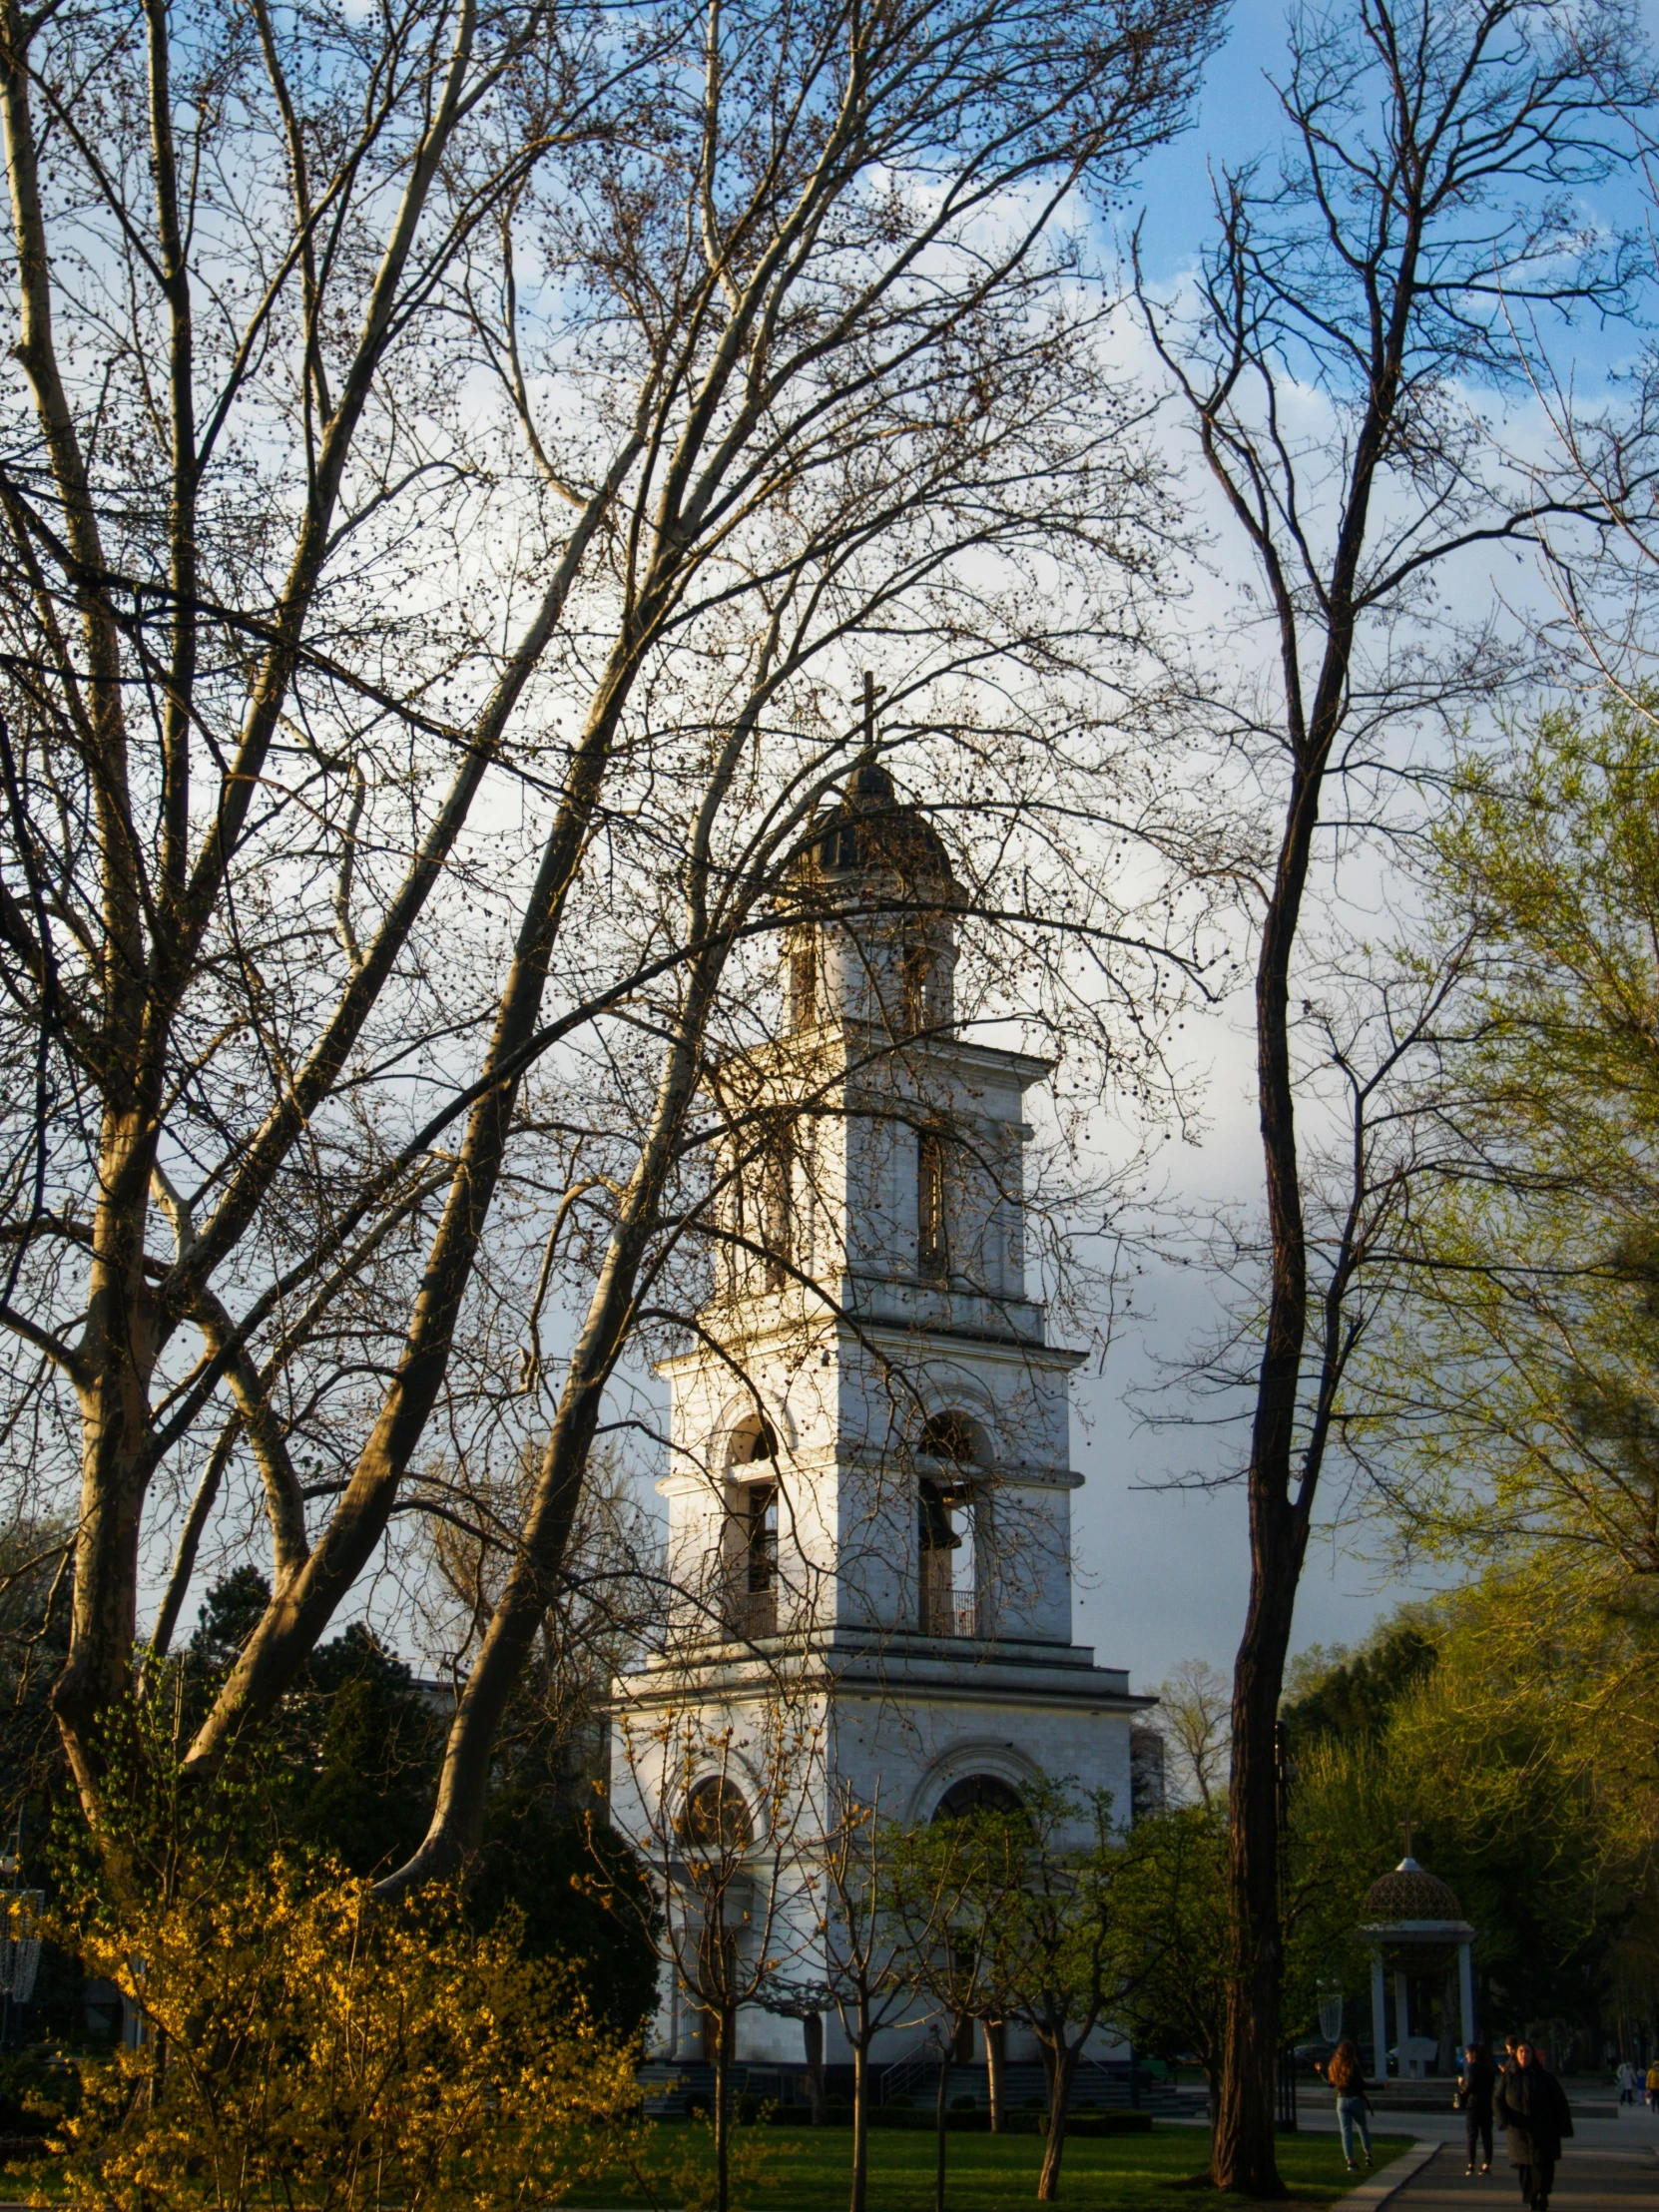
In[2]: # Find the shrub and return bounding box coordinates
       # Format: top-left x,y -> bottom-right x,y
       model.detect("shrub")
50,1852 -> 643,2212
949,2094 -> 978,2112
648,2106 -> 777,2211
0,2053 -> 78,2135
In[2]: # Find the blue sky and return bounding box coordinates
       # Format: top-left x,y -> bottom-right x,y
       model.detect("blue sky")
1063,0 -> 1658,1692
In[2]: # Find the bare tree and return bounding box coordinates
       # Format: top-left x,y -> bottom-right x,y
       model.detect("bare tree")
1155,1658 -> 1231,1810
1135,0 -> 1643,2190
0,0 -> 1226,1877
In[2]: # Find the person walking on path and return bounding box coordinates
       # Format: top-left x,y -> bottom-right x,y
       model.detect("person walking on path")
1646,2058 -> 1659,2110
1456,2042 -> 1496,2174
1316,2039 -> 1374,2173
1615,2059 -> 1637,2106
1495,2039 -> 1573,2212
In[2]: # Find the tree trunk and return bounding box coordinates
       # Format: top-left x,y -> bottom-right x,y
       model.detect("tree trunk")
373,713 -> 760,1896
1210,1549 -> 1298,2199
984,2018 -> 1005,2133
934,2031 -> 951,2212
803,2011 -> 826,2125
850,2034 -> 869,2212
1037,2042 -> 1079,2201
715,2004 -> 735,2212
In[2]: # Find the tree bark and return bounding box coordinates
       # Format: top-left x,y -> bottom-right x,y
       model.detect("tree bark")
715,2001 -> 734,2212
1036,2042 -> 1079,2202
803,2010 -> 826,2124
1211,1552 -> 1300,2197
850,2034 -> 870,2212
984,2017 -> 1005,2133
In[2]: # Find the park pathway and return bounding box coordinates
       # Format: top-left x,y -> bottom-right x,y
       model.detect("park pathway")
1385,2141 -> 1655,2212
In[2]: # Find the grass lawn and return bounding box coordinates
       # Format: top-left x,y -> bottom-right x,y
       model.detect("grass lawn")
563,2121 -> 1415,2212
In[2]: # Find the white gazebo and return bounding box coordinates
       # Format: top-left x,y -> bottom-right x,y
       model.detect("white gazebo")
1358,1855 -> 1476,2079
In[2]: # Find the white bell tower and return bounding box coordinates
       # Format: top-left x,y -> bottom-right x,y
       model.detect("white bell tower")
610,720 -> 1151,2069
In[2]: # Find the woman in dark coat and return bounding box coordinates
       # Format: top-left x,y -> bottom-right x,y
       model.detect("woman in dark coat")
1455,2042 -> 1495,2174
1494,2041 -> 1573,2212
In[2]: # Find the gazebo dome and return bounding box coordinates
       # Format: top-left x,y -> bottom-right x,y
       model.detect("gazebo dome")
1363,1855 -> 1463,1923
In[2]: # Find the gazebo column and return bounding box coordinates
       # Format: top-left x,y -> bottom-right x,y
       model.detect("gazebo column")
1393,1971 -> 1410,2073
1458,1939 -> 1474,2047
1371,1951 -> 1387,2080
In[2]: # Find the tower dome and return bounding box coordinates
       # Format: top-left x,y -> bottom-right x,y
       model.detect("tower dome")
807,753 -> 959,889
783,695 -> 960,1038
1363,1855 -> 1463,1922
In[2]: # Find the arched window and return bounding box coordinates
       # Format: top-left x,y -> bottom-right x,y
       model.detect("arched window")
932,1774 -> 1023,1823
789,929 -> 818,1029
729,1414 -> 777,1465
679,1776 -> 754,1851
917,1412 -> 986,1638
918,1410 -> 982,1464
917,1129 -> 949,1275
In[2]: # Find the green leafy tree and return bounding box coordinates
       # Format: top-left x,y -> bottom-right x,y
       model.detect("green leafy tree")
883,1809 -> 1014,2212
52,1848 -> 642,2212
1363,703 -> 1659,1592
808,1787 -> 931,2212
1113,1807 -> 1231,2103
978,1784 -> 1144,2201
890,1783 -> 1144,2204
1284,1586 -> 1659,2055
1135,4 -> 1645,2186
1114,1795 -> 1371,2101
1280,1624 -> 1439,1753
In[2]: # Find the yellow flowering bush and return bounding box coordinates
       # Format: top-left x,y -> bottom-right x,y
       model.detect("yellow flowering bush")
42,1854 -> 642,2212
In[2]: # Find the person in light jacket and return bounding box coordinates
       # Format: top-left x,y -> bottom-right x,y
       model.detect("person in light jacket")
1495,2040 -> 1573,2212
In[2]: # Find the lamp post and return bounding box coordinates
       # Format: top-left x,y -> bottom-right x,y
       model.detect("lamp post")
0,1826 -> 41,2052
0,1891 -> 43,2049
